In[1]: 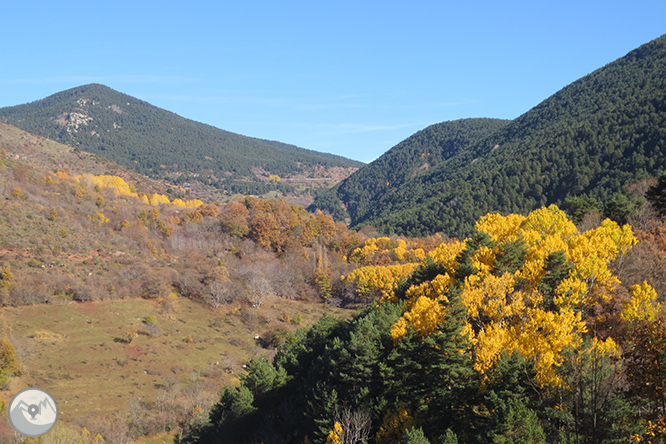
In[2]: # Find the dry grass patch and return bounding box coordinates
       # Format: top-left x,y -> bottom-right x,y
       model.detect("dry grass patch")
29,330 -> 67,343
0,296 -> 351,430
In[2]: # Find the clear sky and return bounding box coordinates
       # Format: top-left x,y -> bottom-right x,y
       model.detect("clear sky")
1,1 -> 664,163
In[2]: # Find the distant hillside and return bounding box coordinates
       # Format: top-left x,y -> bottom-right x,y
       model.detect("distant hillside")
309,118 -> 510,222
0,133 -> 356,439
0,84 -> 363,198
0,122 -> 177,197
311,34 -> 666,238
259,138 -> 364,166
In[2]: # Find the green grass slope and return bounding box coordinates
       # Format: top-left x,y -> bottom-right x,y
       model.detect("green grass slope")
0,84 -> 363,194
313,34 -> 666,238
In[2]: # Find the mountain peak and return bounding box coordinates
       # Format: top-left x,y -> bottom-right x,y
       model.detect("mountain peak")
0,85 -> 363,200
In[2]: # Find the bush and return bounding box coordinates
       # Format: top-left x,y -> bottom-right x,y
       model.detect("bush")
140,270 -> 174,299
144,322 -> 162,338
70,284 -> 94,302
259,327 -> 290,349
144,315 -> 158,324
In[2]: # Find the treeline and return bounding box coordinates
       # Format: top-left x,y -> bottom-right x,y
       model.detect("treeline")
311,34 -> 666,238
0,83 -> 363,193
183,205 -> 666,444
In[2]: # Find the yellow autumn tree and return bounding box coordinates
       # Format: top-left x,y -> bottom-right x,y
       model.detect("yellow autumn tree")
326,422 -> 344,444
89,212 -> 110,224
149,193 -> 171,206
172,198 -> 205,208
375,404 -> 418,444
342,263 -> 419,301
622,281 -> 661,322
386,205 -> 640,387
348,237 -> 426,266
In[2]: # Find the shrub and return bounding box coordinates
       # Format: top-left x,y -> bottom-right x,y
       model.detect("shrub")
144,322 -> 162,338
70,284 -> 94,302
11,187 -> 23,199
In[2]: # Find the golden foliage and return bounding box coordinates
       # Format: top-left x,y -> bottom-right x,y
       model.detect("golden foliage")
67,173 -> 203,208
631,415 -> 666,443
11,187 -> 23,199
342,263 -> 419,301
0,332 -> 23,389
47,207 -> 58,221
149,193 -> 171,206
376,404 -> 417,444
385,205 -> 642,387
0,265 -> 13,289
623,281 -> 661,322
348,237 -> 427,266
326,421 -> 344,444
172,197 -> 205,208
89,212 -> 110,224
390,295 -> 447,341
427,240 -> 466,272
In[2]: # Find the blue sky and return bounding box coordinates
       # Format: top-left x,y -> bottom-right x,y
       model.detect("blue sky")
1,1 -> 664,163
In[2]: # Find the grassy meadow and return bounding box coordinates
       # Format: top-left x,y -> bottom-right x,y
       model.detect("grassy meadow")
0,296 -> 350,436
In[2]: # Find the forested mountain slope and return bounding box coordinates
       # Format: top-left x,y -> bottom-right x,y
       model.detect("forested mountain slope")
308,118 -> 510,222
312,34 -> 666,238
0,84 -> 363,196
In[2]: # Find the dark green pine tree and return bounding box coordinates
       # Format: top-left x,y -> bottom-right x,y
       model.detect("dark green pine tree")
401,426 -> 432,444
479,352 -> 547,444
603,193 -> 639,225
381,294 -> 477,440
454,231 -> 495,282
538,251 -> 574,311
565,195 -> 603,224
304,381 -> 340,443
647,172 -> 666,216
494,237 -> 528,276
487,400 -> 546,444
196,385 -> 256,444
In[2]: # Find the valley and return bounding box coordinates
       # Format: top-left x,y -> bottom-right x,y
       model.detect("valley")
0,33 -> 666,444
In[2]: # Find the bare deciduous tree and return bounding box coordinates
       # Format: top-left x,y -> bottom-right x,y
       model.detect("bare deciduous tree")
336,407 -> 372,444
207,280 -> 235,308
245,269 -> 274,309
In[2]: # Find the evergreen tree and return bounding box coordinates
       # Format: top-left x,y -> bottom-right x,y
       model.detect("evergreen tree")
646,172 -> 666,215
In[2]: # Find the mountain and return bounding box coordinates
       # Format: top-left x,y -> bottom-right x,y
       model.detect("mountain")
0,120 -> 357,436
308,118 -> 510,223
0,84 -> 363,199
0,122 -> 182,197
310,34 -> 666,238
